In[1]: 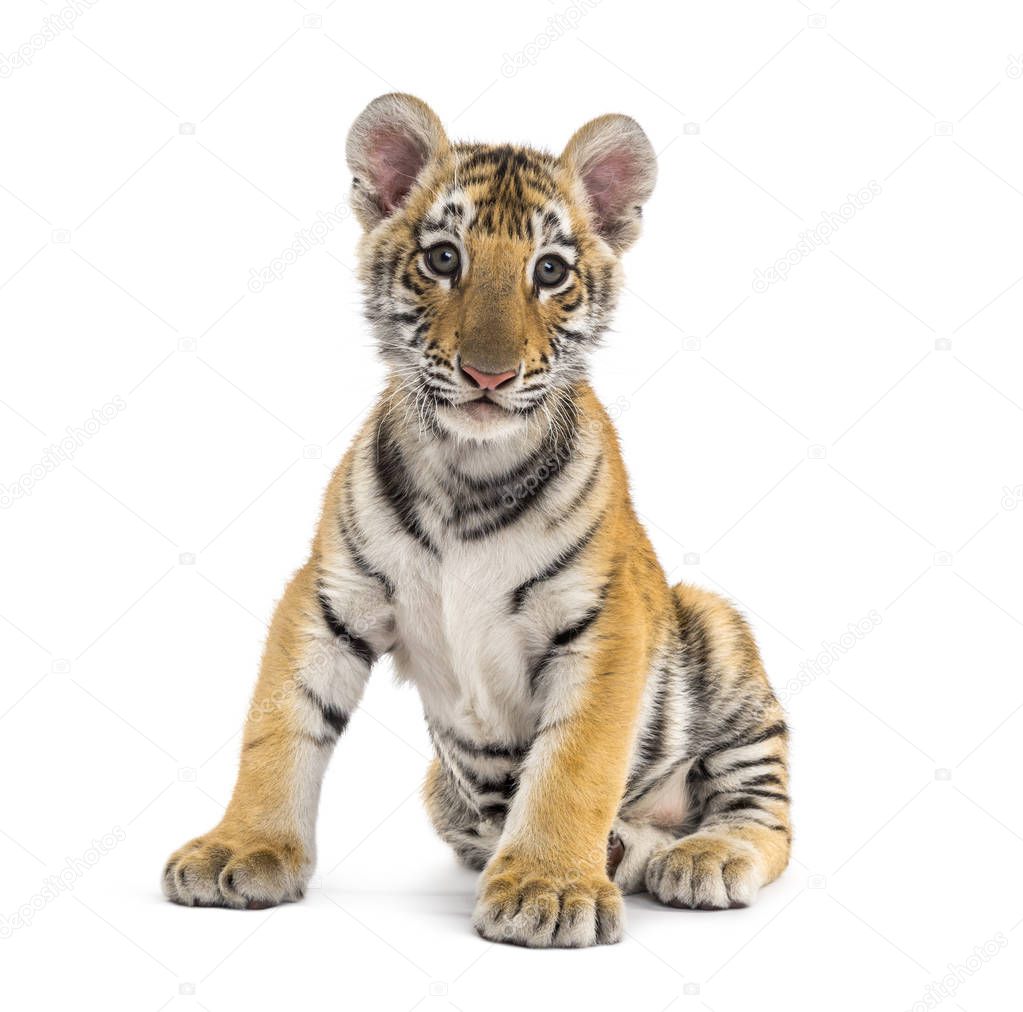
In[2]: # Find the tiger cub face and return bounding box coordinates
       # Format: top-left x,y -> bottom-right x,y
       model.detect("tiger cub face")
346,94 -> 656,441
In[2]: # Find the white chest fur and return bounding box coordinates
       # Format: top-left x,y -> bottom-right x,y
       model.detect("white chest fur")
391,547 -> 539,743
339,419 -> 605,749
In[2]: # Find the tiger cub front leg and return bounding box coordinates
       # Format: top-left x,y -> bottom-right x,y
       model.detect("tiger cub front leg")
163,559 -> 386,908
473,589 -> 647,948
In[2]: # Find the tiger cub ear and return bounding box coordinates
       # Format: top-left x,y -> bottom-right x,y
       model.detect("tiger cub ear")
560,114 -> 657,253
346,93 -> 449,230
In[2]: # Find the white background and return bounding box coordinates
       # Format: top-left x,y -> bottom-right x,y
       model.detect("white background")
1,1 -> 1021,1009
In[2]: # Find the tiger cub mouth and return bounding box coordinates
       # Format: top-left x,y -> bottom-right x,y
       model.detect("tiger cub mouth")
456,398 -> 512,421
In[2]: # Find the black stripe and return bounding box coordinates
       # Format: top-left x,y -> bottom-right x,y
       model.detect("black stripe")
711,755 -> 785,777
676,595 -> 715,748
527,643 -> 559,694
431,731 -> 519,797
449,423 -> 570,495
465,770 -> 518,797
511,514 -> 603,611
339,515 -> 395,600
302,732 -> 337,748
527,593 -> 606,694
706,709 -> 763,761
554,324 -> 588,343
714,796 -> 768,816
742,788 -> 789,802
744,773 -> 785,788
623,666 -> 675,800
553,592 -> 606,648
549,453 -> 602,529
317,590 -> 375,666
427,729 -> 483,814
714,720 -> 788,757
704,788 -> 789,806
453,404 -> 579,539
455,452 -> 567,536
626,753 -> 689,804
301,686 -> 350,738
434,724 -> 527,760
373,415 -> 440,557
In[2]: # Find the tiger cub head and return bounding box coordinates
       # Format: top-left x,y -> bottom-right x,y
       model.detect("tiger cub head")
346,93 -> 656,441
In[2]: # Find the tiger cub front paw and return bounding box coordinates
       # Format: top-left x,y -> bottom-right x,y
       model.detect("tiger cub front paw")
473,851 -> 623,948
162,832 -> 308,909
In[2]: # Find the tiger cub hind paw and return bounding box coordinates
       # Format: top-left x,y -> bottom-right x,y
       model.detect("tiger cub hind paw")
645,834 -> 763,910
162,834 -> 308,910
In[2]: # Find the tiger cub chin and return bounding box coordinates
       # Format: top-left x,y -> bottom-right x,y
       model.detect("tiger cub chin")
163,94 -> 791,948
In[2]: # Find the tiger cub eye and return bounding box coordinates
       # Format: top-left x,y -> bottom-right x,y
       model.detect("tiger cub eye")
425,242 -> 460,277
535,254 -> 569,288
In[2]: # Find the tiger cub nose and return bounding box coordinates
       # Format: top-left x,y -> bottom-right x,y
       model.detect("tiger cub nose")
460,363 -> 517,391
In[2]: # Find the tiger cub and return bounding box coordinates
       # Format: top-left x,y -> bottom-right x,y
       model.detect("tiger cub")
162,94 -> 791,947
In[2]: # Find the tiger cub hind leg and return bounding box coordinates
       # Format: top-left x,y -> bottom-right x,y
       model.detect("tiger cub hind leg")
643,704 -> 791,910
423,757 -> 500,872
644,584 -> 792,910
